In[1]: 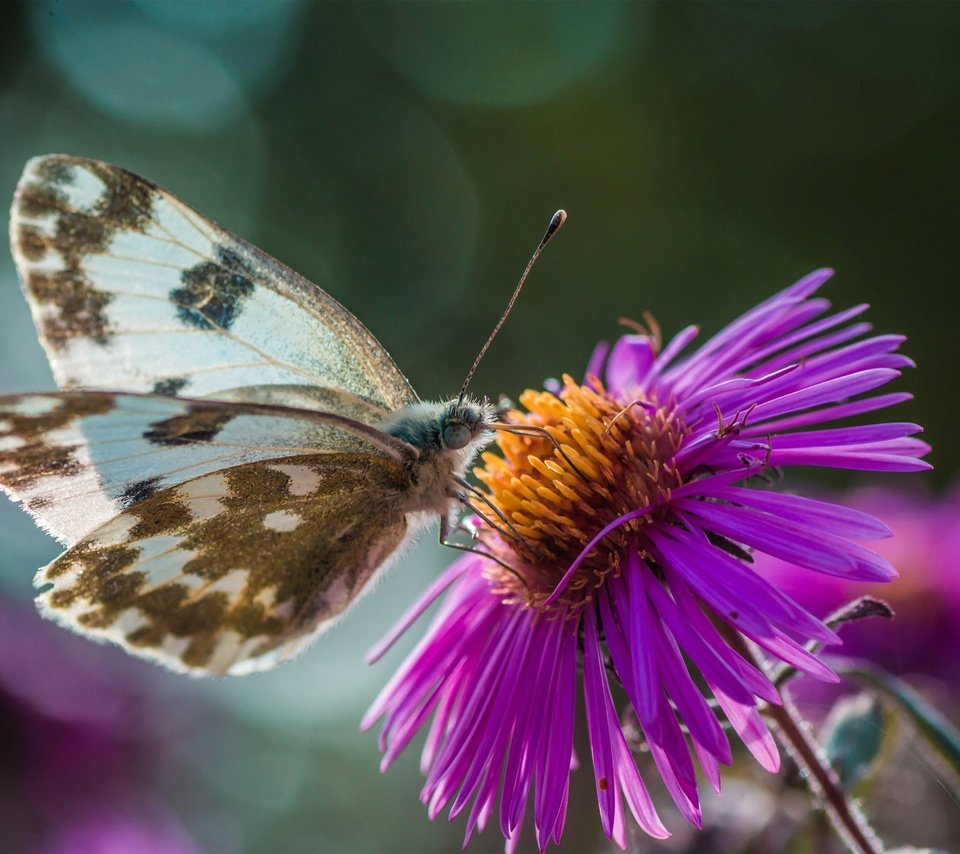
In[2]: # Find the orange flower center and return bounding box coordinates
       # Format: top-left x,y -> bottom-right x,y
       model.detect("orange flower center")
475,375 -> 686,610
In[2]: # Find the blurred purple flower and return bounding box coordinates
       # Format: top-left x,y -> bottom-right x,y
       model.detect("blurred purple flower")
0,601 -> 198,854
756,484 -> 960,685
48,807 -> 199,854
364,269 -> 929,852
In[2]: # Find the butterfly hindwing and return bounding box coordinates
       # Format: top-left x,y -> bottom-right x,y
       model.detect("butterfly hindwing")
0,391 -> 400,545
37,454 -> 412,675
11,155 -> 416,414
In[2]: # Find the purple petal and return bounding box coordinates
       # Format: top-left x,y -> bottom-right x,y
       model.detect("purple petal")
711,683 -> 780,772
366,556 -> 475,664
767,422 -> 923,449
666,298 -> 808,397
610,730 -> 669,839
500,617 -> 563,836
363,589 -> 492,733
678,363 -> 801,416
680,301 -> 830,393
623,551 -> 663,728
381,679 -> 448,770
675,516 -> 838,642
743,304 -> 870,374
746,391 -> 913,434
425,612 -> 525,793
696,485 -> 894,540
649,529 -> 779,639
463,763 -> 497,847
651,618 -> 732,764
601,577 -> 660,733
748,369 -> 902,425
583,605 -> 619,837
606,335 -> 657,393
679,500 -> 896,583
543,626 -> 577,843
771,267 -> 835,300
646,702 -> 702,826
648,324 -> 699,380
546,505 -> 656,605
447,613 -> 536,819
647,578 -> 780,706
422,681 -> 460,773
586,340 -> 610,382
744,626 -> 840,683
535,621 -> 577,851
769,445 -> 932,472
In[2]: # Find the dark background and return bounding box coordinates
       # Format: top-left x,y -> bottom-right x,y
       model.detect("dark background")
0,3 -> 957,852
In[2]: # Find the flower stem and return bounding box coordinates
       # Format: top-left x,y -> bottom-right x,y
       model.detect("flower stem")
726,632 -> 883,853
765,693 -> 882,853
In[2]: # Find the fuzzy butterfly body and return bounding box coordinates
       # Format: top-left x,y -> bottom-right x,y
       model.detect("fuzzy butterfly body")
3,155 -> 496,675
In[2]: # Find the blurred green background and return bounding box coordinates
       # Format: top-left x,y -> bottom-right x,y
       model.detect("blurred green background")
0,2 -> 957,852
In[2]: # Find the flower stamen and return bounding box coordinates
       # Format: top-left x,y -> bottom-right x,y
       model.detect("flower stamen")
475,375 -> 686,610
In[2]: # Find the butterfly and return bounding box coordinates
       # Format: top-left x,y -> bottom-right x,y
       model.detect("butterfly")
1,154 -> 565,676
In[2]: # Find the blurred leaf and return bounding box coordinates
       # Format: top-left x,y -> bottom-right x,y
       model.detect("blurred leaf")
836,659 -> 960,797
820,693 -> 885,790
823,596 -> 895,629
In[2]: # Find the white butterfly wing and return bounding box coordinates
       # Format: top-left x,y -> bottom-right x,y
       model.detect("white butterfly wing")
10,155 -> 417,415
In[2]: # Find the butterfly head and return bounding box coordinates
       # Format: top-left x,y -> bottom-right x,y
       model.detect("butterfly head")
381,398 -> 495,461
442,399 -> 495,450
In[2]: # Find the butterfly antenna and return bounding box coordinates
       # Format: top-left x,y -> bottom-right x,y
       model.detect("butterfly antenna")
457,210 -> 567,404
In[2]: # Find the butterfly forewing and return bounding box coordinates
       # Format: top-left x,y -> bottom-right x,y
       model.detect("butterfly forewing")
11,155 -> 416,414
37,454 -> 412,675
0,391 -> 395,545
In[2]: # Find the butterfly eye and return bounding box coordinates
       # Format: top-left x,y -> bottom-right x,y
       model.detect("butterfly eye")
442,422 -> 472,450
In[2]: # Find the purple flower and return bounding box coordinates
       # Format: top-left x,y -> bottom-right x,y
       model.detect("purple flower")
363,269 -> 930,852
0,600 -> 199,854
48,807 -> 199,854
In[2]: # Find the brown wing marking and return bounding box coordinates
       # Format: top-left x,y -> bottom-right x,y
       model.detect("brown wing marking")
37,453 -> 413,676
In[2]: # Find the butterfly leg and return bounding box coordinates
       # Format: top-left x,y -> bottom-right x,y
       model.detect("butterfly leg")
452,493 -> 524,548
437,511 -> 528,587
451,475 -> 545,557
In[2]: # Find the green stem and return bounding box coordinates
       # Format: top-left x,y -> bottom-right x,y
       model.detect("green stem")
726,632 -> 883,853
